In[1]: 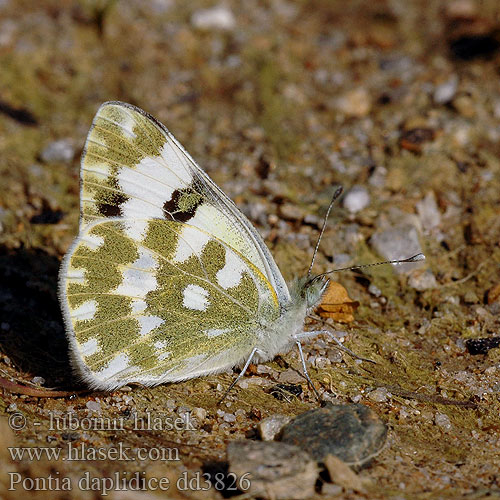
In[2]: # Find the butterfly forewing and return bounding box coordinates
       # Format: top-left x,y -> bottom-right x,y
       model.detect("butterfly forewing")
80,102 -> 289,302
61,218 -> 280,389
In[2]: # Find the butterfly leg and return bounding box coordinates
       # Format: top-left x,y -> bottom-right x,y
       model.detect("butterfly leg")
218,347 -> 266,404
296,330 -> 376,364
295,340 -> 322,402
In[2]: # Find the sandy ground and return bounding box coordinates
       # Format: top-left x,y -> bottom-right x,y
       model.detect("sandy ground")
0,0 -> 499,498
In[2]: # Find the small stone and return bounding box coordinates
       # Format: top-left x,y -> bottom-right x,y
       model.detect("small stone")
31,376 -> 45,385
368,284 -> 382,297
433,75 -> 458,104
223,412 -> 236,423
408,269 -> 437,291
324,454 -> 368,493
191,5 -> 236,31
446,0 -> 477,19
278,368 -> 304,384
342,185 -> 370,213
256,364 -> 273,375
416,191 -> 441,233
453,94 -> 476,117
370,225 -> 423,274
463,290 -> 479,304
192,407 -> 207,422
86,400 -> 101,414
258,415 -> 292,441
336,88 -> 372,117
367,387 -> 389,403
399,128 -> 436,153
278,203 -> 305,221
321,483 -> 343,496
435,413 -> 452,431
40,139 -> 75,163
227,440 -> 318,500
465,337 -> 500,355
165,399 -> 176,410
279,403 -> 387,466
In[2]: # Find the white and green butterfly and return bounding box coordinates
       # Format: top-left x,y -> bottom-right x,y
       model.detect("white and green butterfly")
59,101 -> 423,395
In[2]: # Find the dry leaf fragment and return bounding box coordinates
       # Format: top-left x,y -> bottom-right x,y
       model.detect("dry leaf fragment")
317,282 -> 359,323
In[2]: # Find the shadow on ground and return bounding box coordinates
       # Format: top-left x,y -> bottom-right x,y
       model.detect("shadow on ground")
0,245 -> 79,389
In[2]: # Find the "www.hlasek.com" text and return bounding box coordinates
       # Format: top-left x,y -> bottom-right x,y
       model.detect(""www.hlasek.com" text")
9,442 -> 180,462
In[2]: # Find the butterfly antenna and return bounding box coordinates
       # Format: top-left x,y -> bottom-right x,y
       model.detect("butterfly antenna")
310,253 -> 425,282
307,186 -> 343,278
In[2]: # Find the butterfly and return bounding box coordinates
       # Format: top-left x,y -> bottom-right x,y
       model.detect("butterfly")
59,101 -> 423,396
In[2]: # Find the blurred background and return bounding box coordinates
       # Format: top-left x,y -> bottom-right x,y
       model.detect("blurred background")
0,0 -> 500,497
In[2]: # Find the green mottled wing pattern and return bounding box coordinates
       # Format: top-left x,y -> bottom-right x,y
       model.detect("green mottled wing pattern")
59,101 -> 292,389
61,218 -> 280,389
80,101 -> 289,302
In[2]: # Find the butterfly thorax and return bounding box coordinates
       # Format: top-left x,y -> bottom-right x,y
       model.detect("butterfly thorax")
255,276 -> 329,362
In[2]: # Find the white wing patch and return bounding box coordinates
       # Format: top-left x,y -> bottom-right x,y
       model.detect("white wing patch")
159,141 -> 193,185
67,268 -> 86,285
182,284 -> 210,311
114,248 -> 158,298
131,299 -> 147,313
138,315 -> 164,336
80,337 -> 99,357
72,300 -> 97,321
96,353 -> 130,378
174,225 -> 211,263
81,233 -> 105,250
216,249 -> 246,289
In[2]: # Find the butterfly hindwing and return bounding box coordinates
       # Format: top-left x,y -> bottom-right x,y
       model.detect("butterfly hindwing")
80,101 -> 290,302
61,218 -> 280,389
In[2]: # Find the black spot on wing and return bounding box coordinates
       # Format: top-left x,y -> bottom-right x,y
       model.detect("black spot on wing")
96,191 -> 128,217
93,175 -> 129,217
163,187 -> 203,223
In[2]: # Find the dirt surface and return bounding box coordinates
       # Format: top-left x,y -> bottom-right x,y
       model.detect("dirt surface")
0,0 -> 500,499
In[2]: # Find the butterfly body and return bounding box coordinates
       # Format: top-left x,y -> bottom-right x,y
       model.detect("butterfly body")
59,102 -> 328,391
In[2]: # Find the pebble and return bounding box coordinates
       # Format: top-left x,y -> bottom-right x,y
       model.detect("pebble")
367,387 -> 389,403
227,440 -> 318,500
321,483 -> 343,496
192,407 -> 207,422
223,412 -> 236,423
165,399 -> 176,410
408,269 -> 437,291
279,403 -> 387,466
416,191 -> 441,233
86,400 -> 101,414
191,5 -> 236,31
258,414 -> 292,441
324,454 -> 368,493
278,203 -> 305,221
342,185 -> 370,213
435,413 -> 452,431
463,290 -> 479,304
368,283 -> 382,297
40,139 -> 75,164
335,88 -> 372,117
278,368 -> 304,384
370,225 -> 423,275
433,75 -> 458,104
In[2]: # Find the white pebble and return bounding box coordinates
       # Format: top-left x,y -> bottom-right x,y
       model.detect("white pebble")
191,6 -> 236,31
343,185 -> 370,213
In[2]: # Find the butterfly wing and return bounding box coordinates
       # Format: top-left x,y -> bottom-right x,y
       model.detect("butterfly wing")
60,101 -> 290,388
80,101 -> 290,303
60,218 -> 280,389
